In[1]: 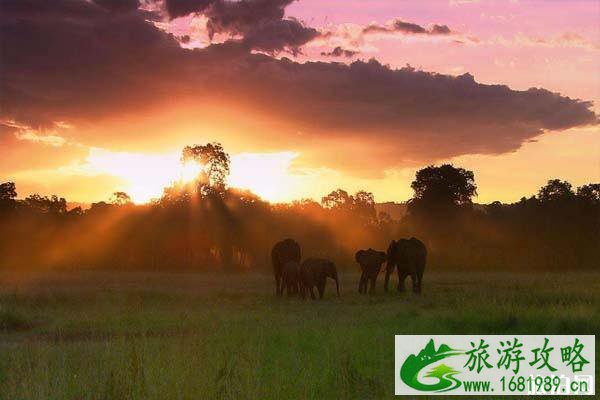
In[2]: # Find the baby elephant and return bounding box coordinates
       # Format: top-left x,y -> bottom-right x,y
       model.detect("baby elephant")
300,258 -> 340,299
281,260 -> 300,296
355,248 -> 387,294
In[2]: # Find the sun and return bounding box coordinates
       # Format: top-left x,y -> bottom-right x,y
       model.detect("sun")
82,148 -> 300,204
84,149 -> 204,204
180,161 -> 203,182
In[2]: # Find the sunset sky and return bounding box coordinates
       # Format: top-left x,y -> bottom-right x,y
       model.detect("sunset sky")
1,0 -> 598,204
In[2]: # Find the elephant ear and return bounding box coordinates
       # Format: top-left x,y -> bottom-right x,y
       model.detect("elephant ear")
355,250 -> 365,264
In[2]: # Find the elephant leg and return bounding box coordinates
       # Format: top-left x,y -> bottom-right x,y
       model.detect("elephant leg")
411,273 -> 418,292
397,271 -> 408,292
416,264 -> 424,294
275,274 -> 282,296
384,265 -> 393,292
310,286 -> 316,300
369,275 -> 376,295
361,273 -> 368,294
358,271 -> 366,294
317,281 -> 325,299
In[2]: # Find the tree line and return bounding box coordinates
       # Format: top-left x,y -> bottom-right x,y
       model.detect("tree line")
0,143 -> 598,272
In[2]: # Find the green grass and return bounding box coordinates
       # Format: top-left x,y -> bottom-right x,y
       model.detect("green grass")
0,271 -> 598,399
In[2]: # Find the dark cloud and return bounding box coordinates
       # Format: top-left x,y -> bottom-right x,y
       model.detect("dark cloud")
163,0 -> 316,53
393,20 -> 427,34
431,24 -> 451,35
165,0 -> 213,18
363,19 -> 453,36
321,46 -> 359,58
240,17 -> 319,55
93,0 -> 140,12
0,0 -> 597,174
203,0 -> 294,36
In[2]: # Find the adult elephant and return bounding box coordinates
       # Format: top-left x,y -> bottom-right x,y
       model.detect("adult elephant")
384,238 -> 427,293
271,238 -> 301,296
281,260 -> 301,296
355,248 -> 387,294
300,258 -> 340,299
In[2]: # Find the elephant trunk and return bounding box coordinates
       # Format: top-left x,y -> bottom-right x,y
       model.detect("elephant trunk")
334,270 -> 340,297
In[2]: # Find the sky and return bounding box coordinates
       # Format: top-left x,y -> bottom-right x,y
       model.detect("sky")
1,0 -> 598,204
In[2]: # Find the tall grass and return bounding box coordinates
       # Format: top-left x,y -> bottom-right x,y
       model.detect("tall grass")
0,272 -> 598,399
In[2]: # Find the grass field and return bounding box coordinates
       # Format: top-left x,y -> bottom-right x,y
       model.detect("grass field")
0,271 -> 598,399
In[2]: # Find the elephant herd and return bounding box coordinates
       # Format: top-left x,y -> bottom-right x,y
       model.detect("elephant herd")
271,237 -> 427,299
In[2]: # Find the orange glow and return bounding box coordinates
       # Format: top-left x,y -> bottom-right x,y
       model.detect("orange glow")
84,149 -> 201,203
77,148 -> 303,204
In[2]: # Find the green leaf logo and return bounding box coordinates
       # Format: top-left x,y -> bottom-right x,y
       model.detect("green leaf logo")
400,339 -> 464,392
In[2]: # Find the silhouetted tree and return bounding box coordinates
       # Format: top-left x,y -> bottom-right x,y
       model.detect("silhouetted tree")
24,194 -> 67,214
322,189 -> 353,210
290,198 -> 322,213
0,181 -> 17,212
322,189 -> 376,225
353,190 -> 377,224
411,164 -> 477,206
537,179 -> 574,203
181,142 -> 230,194
0,182 -> 17,201
576,183 -> 600,205
0,154 -> 597,272
110,191 -> 132,206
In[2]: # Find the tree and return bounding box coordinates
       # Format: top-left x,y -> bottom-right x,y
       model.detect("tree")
321,189 -> 376,225
353,190 -> 376,223
24,194 -> 67,214
321,189 -> 353,210
537,179 -> 574,203
181,142 -> 230,194
576,183 -> 600,205
0,182 -> 17,201
290,198 -> 322,213
409,164 -> 477,215
110,191 -> 132,206
0,182 -> 17,212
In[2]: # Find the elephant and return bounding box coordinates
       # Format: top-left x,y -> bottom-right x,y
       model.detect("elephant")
299,258 -> 340,299
271,238 -> 301,296
384,237 -> 427,293
281,260 -> 301,296
355,248 -> 387,294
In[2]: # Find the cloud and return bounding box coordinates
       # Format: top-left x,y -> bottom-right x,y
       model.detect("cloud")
162,0 -> 317,54
240,17 -> 319,55
320,46 -> 358,58
14,131 -> 66,147
511,32 -> 600,51
0,0 -> 597,176
363,19 -> 453,36
165,0 -> 214,19
93,0 -> 141,12
2,121 -> 66,147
